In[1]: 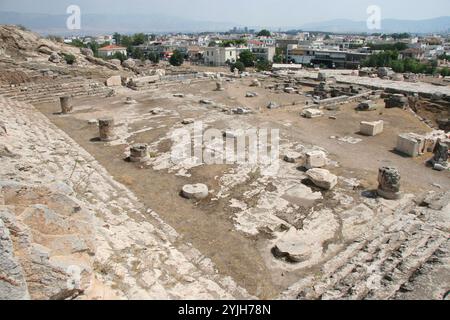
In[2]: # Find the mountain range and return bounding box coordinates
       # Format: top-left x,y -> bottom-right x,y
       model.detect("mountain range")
0,11 -> 449,35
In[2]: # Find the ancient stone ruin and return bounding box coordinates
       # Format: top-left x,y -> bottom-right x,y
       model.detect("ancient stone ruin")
377,167 -> 402,200
59,96 -> 73,114
98,117 -> 116,142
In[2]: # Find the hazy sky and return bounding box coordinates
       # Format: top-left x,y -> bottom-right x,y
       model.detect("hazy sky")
1,0 -> 449,26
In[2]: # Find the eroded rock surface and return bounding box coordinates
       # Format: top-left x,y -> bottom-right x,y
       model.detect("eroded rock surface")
0,96 -> 251,300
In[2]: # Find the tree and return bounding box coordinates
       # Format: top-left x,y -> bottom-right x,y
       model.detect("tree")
257,29 -> 271,37
113,33 -> 122,45
273,54 -> 283,63
256,59 -> 272,71
440,67 -> 450,77
238,50 -> 255,67
88,41 -> 100,57
130,47 -> 145,60
230,61 -> 246,72
147,52 -> 160,64
132,33 -> 147,46
109,52 -> 127,62
169,50 -> 184,66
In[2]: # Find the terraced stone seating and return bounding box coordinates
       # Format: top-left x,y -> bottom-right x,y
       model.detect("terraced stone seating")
0,76 -> 112,105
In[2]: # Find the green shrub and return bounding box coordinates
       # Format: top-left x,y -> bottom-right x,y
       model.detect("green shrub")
63,54 -> 76,65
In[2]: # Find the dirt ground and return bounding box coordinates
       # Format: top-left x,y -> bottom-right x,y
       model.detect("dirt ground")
35,76 -> 450,298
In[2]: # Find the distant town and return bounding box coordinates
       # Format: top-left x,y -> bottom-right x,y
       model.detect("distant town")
57,28 -> 450,76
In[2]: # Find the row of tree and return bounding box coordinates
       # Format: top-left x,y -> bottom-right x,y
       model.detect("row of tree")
362,50 -> 449,76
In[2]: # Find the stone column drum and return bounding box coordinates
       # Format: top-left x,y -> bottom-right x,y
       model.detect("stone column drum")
216,81 -> 224,91
129,143 -> 149,162
60,96 -> 73,114
98,118 -> 116,142
377,166 -> 402,200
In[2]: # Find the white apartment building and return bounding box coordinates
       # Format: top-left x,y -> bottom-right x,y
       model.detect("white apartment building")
204,47 -> 237,66
252,47 -> 276,62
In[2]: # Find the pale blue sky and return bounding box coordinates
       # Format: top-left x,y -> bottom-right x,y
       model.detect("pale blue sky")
0,0 -> 449,26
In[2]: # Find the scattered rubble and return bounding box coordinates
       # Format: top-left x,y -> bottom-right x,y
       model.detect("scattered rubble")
306,168 -> 337,190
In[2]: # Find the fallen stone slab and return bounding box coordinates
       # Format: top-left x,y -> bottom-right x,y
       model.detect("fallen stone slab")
232,107 -> 251,115
199,99 -> 214,105
150,107 -> 164,115
267,101 -> 280,109
306,168 -> 337,190
283,151 -> 303,163
181,184 -> 209,200
125,97 -> 137,105
182,118 -> 195,125
302,109 -> 323,119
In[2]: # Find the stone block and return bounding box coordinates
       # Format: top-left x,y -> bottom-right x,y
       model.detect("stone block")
302,109 -> 323,119
305,151 -> 327,169
360,120 -> 384,136
106,75 -> 122,87
396,133 -> 425,157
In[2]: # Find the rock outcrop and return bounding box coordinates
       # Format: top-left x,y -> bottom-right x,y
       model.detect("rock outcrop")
0,95 -> 251,300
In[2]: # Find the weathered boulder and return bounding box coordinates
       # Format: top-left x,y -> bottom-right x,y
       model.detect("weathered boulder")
428,140 -> 449,171
378,67 -> 395,78
391,73 -> 404,81
283,151 -> 303,164
356,100 -> 377,111
267,101 -> 280,109
306,168 -> 337,190
122,59 -> 136,69
0,121 -> 6,136
38,45 -> 53,55
106,75 -> 122,87
182,118 -> 195,125
385,94 -> 408,109
84,56 -> 120,71
125,97 -> 137,104
377,167 -> 402,200
80,48 -> 94,57
48,52 -> 61,63
109,59 -> 122,66
250,79 -> 261,87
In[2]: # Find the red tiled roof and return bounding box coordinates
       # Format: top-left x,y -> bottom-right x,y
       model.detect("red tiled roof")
98,45 -> 127,51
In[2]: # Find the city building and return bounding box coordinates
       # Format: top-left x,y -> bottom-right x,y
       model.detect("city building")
97,45 -> 127,58
204,47 -> 237,66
